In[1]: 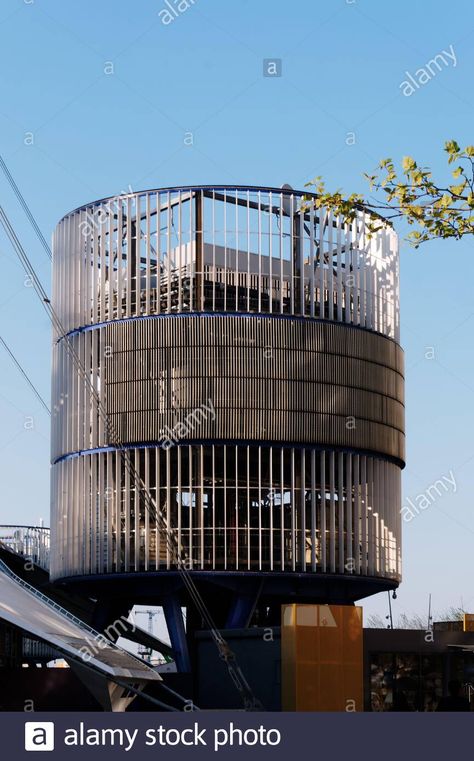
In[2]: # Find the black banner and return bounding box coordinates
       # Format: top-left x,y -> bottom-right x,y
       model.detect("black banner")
3,711 -> 471,760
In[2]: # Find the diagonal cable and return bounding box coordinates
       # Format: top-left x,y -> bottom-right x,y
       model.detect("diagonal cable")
0,334 -> 50,414
0,154 -> 52,261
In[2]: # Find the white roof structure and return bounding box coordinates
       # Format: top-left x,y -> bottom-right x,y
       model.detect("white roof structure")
0,560 -> 161,710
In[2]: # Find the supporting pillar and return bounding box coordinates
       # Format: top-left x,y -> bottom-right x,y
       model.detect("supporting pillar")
225,582 -> 263,629
163,596 -> 191,672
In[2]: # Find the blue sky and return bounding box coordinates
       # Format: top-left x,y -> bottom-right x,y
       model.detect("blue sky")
0,0 -> 474,623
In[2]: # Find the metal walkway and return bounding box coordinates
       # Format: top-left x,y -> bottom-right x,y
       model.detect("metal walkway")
0,559 -> 161,707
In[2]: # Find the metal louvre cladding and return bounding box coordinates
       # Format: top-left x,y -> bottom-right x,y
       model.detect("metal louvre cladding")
50,186 -> 404,584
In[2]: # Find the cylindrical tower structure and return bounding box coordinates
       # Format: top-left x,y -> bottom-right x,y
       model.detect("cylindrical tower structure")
50,186 -> 404,622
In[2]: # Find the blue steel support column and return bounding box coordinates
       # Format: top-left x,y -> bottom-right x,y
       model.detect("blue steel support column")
225,582 -> 263,629
162,595 -> 191,672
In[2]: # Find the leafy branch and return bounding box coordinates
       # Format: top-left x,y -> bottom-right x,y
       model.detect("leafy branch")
303,140 -> 474,247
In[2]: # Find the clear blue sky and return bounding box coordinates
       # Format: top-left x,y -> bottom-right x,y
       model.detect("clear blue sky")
0,0 -> 473,624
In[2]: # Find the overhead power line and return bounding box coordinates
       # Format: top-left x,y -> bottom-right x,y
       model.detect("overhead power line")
0,154 -> 52,261
0,334 -> 50,414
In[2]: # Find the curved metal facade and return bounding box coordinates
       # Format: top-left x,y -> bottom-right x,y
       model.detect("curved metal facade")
50,186 -> 404,587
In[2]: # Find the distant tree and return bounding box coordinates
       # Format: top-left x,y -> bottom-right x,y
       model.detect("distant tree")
303,140 -> 474,247
439,606 -> 465,622
366,612 -> 426,630
366,613 -> 386,629
366,607 -> 465,629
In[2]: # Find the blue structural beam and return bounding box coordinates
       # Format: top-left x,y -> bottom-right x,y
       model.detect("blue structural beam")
162,595 -> 191,672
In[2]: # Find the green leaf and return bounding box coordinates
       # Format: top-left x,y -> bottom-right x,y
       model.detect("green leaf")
445,139 -> 460,154
449,183 -> 467,196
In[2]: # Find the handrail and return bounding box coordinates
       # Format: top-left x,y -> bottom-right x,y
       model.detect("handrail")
0,558 -> 104,637
0,558 -> 158,675
0,525 -> 50,531
61,185 -> 392,227
0,525 -> 51,571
